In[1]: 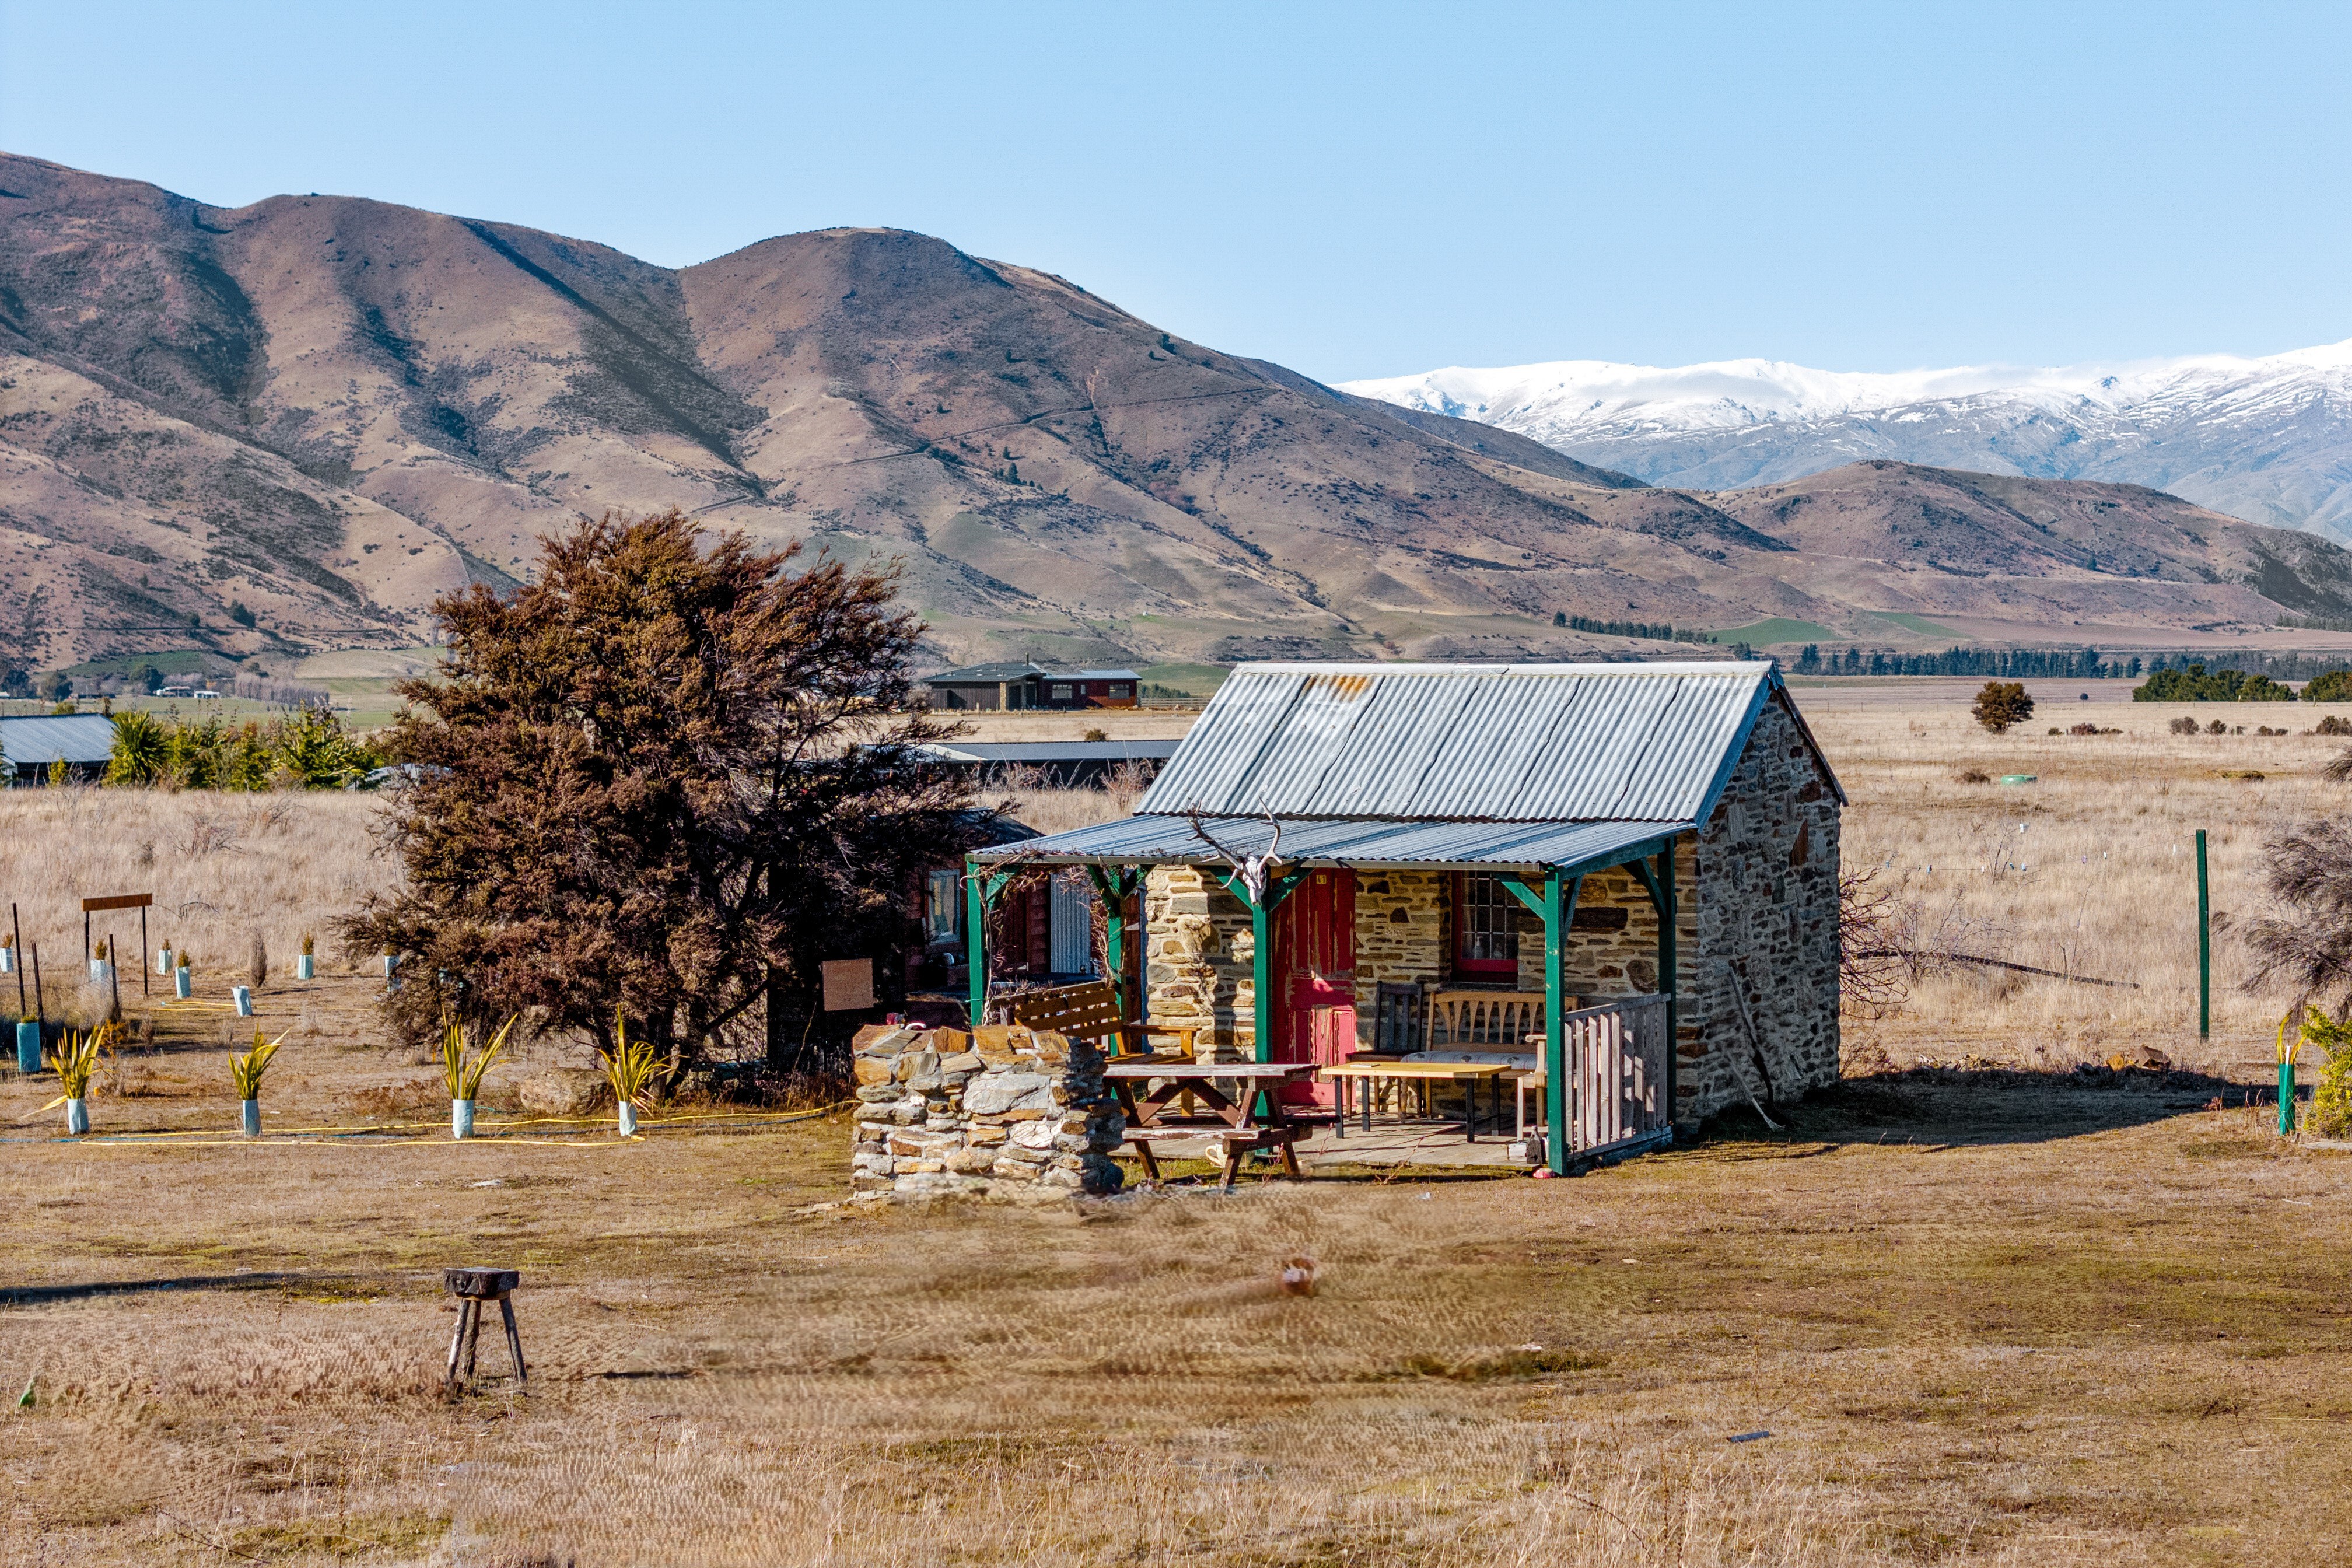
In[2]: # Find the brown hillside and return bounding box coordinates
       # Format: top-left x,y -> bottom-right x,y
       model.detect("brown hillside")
4,152 -> 2349,671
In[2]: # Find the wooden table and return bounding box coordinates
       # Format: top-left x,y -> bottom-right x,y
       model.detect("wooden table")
1103,1060 -> 1318,1188
1318,1059 -> 1517,1142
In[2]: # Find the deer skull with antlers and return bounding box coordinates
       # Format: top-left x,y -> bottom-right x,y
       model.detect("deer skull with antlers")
1186,808 -> 1286,905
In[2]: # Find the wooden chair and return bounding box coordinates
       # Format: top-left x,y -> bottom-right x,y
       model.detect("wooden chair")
1009,979 -> 1196,1058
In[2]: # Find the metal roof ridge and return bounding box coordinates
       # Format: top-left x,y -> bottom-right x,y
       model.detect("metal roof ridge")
1227,659 -> 1773,676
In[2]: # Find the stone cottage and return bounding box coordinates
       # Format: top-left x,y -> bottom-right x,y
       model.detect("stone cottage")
932,660 -> 1844,1188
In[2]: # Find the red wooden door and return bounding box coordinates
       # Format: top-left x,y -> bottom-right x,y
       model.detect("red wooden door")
1274,869 -> 1356,1105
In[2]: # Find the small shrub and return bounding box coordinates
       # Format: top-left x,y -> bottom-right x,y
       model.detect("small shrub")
1954,768 -> 1992,785
1082,727 -> 1108,742
2047,726 -> 2060,735
2206,719 -> 2229,736
2302,1007 -> 2352,1138
1972,681 -> 2034,734
248,934 -> 268,991
2069,721 -> 2101,736
2312,714 -> 2352,736
2169,716 -> 2200,735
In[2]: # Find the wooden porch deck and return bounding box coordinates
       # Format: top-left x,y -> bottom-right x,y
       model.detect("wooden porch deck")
1109,1119 -> 1540,1174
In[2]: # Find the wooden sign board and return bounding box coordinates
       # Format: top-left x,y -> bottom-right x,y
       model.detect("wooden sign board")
81,893 -> 152,913
821,958 -> 876,1012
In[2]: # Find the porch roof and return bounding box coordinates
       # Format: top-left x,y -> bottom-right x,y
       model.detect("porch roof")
971,813 -> 1686,877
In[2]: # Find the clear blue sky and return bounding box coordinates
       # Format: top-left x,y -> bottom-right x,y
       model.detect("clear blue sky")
4,1 -> 2347,382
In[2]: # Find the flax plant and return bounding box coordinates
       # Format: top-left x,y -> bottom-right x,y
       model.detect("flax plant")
598,1008 -> 660,1137
46,1030 -> 99,1100
229,1028 -> 288,1100
442,1014 -> 516,1102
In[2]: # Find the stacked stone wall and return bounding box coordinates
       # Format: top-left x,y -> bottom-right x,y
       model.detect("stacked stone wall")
1682,698 -> 1842,1122
849,1024 -> 1125,1200
1142,867 -> 1255,1058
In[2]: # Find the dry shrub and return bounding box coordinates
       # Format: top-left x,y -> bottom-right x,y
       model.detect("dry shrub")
2242,817 -> 2352,1009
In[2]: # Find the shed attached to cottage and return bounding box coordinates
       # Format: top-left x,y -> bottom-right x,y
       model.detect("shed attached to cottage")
968,660 -> 1843,1176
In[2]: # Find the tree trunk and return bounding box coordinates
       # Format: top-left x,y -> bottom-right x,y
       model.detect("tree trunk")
765,965 -> 792,1068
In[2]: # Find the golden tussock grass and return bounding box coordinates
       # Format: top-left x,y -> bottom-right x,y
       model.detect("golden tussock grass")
1814,695 -> 2341,1068
0,787 -> 393,1028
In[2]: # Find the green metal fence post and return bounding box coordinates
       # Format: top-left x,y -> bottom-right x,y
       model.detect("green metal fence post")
2196,828 -> 2210,1040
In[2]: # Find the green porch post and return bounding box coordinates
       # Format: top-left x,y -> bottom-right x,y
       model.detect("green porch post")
1212,869 -> 1301,1123
965,862 -> 1017,1027
964,856 -> 986,1025
1250,895 -> 1273,1064
1507,871 -> 1581,1175
1211,869 -> 1301,1063
1086,866 -> 1143,1026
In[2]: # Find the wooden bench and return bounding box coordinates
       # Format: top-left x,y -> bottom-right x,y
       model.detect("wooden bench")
1010,979 -> 1198,1057
1429,990 -> 1553,1050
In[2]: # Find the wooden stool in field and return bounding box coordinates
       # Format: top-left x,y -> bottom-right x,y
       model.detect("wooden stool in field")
443,1267 -> 526,1393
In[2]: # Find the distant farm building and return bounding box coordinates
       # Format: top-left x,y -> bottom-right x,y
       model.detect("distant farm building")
0,713 -> 118,785
920,662 -> 1140,710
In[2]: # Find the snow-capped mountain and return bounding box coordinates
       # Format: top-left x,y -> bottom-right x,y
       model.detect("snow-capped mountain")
1340,341 -> 2352,541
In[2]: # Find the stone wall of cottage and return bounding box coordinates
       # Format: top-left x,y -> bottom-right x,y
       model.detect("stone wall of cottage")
1681,696 -> 1842,1122
1502,850 -> 1698,1007
849,1024 -> 1125,1199
1143,867 -> 1255,1059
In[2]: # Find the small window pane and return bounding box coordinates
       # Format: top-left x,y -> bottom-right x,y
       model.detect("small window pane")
1458,874 -> 1520,968
926,869 -> 962,940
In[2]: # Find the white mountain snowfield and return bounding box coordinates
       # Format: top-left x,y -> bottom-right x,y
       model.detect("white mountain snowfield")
1340,340 -> 2352,541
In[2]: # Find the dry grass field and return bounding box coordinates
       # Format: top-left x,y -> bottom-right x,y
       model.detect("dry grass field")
1,689 -> 2349,1565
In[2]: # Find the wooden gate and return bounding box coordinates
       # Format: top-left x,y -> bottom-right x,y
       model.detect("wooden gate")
1562,993 -> 1671,1154
1274,869 -> 1355,1105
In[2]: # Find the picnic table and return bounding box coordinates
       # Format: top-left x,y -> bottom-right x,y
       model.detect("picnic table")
1103,1060 -> 1317,1189
1318,1058 -> 1517,1142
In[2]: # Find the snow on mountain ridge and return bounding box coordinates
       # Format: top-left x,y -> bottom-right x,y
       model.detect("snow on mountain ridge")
1339,338 -> 2352,539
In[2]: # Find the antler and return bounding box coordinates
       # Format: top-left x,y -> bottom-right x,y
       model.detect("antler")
1185,806 -> 1285,905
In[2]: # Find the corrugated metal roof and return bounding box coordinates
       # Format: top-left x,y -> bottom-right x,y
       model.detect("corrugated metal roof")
974,813 -> 1686,875
0,714 -> 117,768
1139,660 -> 1824,824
